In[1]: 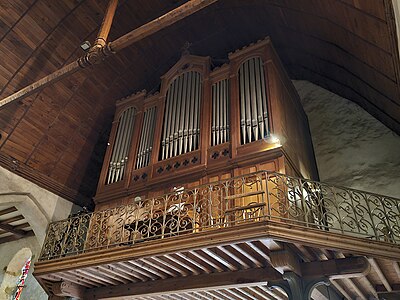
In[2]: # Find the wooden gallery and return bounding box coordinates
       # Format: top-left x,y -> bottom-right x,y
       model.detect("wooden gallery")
0,1 -> 399,300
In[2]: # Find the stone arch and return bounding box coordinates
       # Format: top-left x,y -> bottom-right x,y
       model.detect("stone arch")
0,193 -> 49,244
0,248 -> 32,300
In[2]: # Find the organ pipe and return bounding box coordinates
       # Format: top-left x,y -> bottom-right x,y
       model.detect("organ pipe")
107,107 -> 136,184
211,78 -> 230,146
238,57 -> 269,144
161,71 -> 202,160
136,106 -> 157,169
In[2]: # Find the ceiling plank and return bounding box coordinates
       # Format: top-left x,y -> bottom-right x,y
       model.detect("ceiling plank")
84,267 -> 282,299
369,258 -> 392,292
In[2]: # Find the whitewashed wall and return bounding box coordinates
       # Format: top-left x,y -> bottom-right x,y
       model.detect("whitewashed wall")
0,166 -> 75,299
293,80 -> 400,198
0,237 -> 46,300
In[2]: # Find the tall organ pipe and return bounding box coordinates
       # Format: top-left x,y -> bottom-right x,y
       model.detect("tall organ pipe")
211,84 -> 216,146
107,107 -> 136,184
121,108 -> 136,180
211,79 -> 229,146
110,110 -> 128,183
136,106 -> 156,169
161,71 -> 202,159
146,107 -> 156,166
238,57 -> 269,144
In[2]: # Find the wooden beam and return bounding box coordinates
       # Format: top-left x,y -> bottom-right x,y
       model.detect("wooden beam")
0,221 -> 30,237
110,0 -> 218,52
393,261 -> 400,280
94,0 -> 119,47
376,284 -> 400,293
301,257 -> 370,279
0,230 -> 34,244
329,280 -> 352,300
270,245 -> 301,275
0,206 -> 17,216
344,278 -> 367,300
369,258 -> 392,292
0,60 -> 81,108
0,0 -> 218,108
84,267 -> 282,299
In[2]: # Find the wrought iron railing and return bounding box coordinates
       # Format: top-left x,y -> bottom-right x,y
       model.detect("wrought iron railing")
39,171 -> 400,260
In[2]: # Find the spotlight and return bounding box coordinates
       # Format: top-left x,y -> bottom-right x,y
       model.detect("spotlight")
270,134 -> 280,144
80,41 -> 91,51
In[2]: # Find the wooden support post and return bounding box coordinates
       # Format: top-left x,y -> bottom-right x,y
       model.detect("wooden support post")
94,0 -> 119,47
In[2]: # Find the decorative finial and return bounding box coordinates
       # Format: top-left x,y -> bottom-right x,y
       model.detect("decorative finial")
181,41 -> 192,56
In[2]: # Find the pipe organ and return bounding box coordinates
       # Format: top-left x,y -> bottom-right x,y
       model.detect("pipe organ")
211,79 -> 229,146
136,106 -> 157,170
161,71 -> 202,160
95,38 -> 318,209
238,56 -> 268,144
106,106 -> 136,185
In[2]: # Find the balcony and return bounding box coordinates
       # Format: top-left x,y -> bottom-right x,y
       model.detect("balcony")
39,171 -> 400,261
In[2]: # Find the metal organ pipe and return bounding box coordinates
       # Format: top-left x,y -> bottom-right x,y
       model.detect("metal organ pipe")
238,57 -> 269,144
107,107 -> 136,184
136,106 -> 157,169
194,72 -> 201,150
211,79 -> 230,146
161,71 -> 202,159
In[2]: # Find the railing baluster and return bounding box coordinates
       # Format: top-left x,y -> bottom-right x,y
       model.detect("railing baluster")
39,170 -> 400,261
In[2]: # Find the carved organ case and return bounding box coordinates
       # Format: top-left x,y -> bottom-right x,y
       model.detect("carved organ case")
95,38 -> 318,210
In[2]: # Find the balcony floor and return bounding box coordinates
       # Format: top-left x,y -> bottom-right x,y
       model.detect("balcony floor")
35,221 -> 400,299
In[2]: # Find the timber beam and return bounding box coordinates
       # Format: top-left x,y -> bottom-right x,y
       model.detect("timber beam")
83,267 -> 282,299
0,0 -> 218,108
270,247 -> 370,280
301,257 -> 370,279
0,221 -> 29,237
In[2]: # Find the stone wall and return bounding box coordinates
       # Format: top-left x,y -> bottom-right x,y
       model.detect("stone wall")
0,237 -> 47,300
293,80 -> 400,198
0,166 -> 75,299
0,166 -> 76,243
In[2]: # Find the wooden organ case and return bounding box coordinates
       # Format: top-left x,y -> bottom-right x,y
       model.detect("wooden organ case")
94,38 -> 318,210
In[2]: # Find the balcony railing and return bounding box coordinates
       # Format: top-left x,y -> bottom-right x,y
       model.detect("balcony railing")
39,171 -> 400,260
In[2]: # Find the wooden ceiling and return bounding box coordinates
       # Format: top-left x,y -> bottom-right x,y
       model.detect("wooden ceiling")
0,0 -> 399,206
0,205 -> 34,244
37,239 -> 400,299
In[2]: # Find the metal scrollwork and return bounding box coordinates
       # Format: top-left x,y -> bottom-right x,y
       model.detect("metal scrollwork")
39,171 -> 400,260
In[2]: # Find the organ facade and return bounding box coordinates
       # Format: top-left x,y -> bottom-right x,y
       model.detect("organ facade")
94,38 -> 318,210
34,38 -> 400,300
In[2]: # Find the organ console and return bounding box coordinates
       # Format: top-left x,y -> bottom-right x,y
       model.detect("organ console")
94,37 -> 318,210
